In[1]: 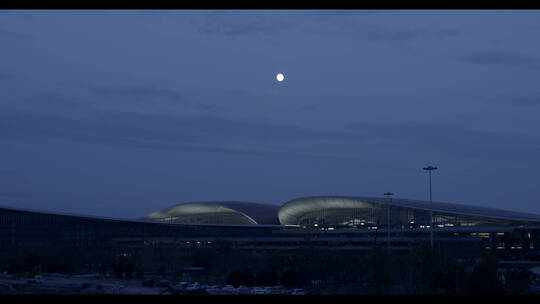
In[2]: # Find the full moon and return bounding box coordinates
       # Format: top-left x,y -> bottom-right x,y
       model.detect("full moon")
276,73 -> 285,82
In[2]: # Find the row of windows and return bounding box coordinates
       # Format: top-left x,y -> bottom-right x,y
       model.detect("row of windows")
2,208 -> 539,247
296,205 -> 529,229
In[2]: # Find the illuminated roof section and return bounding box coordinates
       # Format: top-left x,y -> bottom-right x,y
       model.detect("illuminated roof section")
278,196 -> 540,226
144,201 -> 280,225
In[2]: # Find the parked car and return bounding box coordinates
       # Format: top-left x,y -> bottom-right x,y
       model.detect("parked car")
141,279 -> 157,287
155,280 -> 171,288
26,275 -> 43,284
205,286 -> 222,294
250,287 -> 270,294
220,285 -> 238,294
236,286 -> 251,294
185,282 -> 200,290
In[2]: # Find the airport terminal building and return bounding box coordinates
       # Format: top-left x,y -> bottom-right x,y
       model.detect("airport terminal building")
2,196 -> 540,260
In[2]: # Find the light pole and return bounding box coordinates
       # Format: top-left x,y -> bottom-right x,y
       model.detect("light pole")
384,192 -> 394,246
422,166 -> 437,249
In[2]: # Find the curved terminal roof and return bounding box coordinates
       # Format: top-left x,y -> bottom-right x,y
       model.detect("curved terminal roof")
279,196 -> 540,226
144,201 -> 280,225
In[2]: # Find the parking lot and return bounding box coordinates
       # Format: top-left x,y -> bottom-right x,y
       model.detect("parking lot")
0,272 -> 308,295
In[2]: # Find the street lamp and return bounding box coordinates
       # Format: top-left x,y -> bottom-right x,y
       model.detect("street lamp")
422,166 -> 437,249
383,192 -> 394,245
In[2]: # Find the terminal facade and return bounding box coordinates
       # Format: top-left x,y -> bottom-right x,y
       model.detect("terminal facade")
2,196 -> 540,261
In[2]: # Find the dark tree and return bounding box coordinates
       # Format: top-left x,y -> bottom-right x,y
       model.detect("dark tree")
467,258 -> 504,294
504,268 -> 533,294
256,270 -> 279,286
226,268 -> 256,287
281,269 -> 307,287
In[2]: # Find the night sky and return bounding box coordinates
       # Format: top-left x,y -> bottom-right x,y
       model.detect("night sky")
1,10 -> 540,219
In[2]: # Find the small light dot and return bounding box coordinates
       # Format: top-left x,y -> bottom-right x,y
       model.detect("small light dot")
276,73 -> 285,82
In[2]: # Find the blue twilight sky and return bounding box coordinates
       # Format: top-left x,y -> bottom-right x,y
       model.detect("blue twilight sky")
1,10 -> 540,219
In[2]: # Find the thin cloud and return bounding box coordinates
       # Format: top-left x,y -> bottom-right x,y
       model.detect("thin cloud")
69,83 -> 229,113
188,10 -> 380,38
346,121 -> 540,163
301,15 -> 461,43
371,27 -> 460,42
0,107 -> 366,161
0,72 -> 14,82
497,96 -> 540,107
194,13 -> 297,38
74,84 -> 186,103
461,51 -> 539,68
